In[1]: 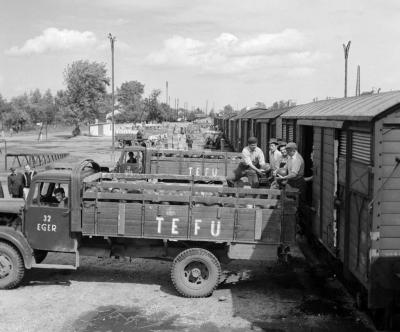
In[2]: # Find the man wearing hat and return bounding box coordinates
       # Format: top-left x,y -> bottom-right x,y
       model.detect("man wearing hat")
227,136 -> 269,188
276,142 -> 306,199
8,167 -> 24,198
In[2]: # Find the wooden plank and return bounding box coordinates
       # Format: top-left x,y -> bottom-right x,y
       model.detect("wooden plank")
378,178 -> 400,190
254,209 -> 262,240
382,153 -> 400,166
118,203 -> 126,235
382,129 -> 400,141
228,243 -> 278,261
381,213 -> 400,226
379,238 -> 400,250
82,206 -> 95,234
381,165 -> 400,178
382,141 -> 400,153
125,203 -> 143,236
380,189 -> 400,201
193,196 -> 278,207
381,202 -> 400,213
380,226 -> 400,238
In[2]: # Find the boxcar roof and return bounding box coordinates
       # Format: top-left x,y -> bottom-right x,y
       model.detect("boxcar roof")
251,107 -> 293,120
282,91 -> 400,121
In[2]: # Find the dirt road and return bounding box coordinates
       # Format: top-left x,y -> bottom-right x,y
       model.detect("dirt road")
0,249 -> 374,332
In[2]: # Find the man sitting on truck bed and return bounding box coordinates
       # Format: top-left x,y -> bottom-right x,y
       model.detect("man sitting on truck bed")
227,136 -> 269,188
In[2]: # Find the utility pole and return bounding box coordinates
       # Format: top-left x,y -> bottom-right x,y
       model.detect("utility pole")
108,33 -> 116,155
343,41 -> 351,98
166,81 -> 168,104
356,65 -> 360,96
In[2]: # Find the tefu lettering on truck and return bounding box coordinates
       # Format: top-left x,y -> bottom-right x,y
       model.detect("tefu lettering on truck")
157,217 -> 221,237
188,167 -> 218,177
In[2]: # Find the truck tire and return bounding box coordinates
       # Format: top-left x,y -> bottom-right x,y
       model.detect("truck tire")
33,250 -> 48,264
0,242 -> 25,289
171,248 -> 221,297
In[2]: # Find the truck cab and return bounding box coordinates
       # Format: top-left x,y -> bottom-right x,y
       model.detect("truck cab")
24,170 -> 75,253
0,160 -> 100,289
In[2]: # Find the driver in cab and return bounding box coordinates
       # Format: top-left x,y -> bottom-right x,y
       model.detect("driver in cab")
54,188 -> 68,207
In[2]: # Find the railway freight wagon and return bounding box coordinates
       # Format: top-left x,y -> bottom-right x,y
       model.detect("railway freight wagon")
281,91 -> 400,327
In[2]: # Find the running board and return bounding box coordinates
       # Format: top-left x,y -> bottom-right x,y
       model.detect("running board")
32,248 -> 80,270
31,263 -> 77,270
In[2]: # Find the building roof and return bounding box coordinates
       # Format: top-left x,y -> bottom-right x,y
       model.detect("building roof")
282,91 -> 400,121
251,107 -> 293,120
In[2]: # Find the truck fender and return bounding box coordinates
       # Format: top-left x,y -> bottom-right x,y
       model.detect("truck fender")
0,226 -> 34,269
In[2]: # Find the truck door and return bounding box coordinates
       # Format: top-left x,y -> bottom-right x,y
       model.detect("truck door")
24,181 -> 76,252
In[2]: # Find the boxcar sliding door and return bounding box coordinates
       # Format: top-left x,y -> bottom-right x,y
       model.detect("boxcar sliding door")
342,129 -> 372,284
312,127 -> 338,255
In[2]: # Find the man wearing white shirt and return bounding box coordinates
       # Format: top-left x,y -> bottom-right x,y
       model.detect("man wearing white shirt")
227,136 -> 269,188
277,142 -> 306,204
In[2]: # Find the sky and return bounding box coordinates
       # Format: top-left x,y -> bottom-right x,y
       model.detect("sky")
0,0 -> 399,111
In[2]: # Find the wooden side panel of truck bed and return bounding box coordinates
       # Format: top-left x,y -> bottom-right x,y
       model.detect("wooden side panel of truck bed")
82,202 -> 285,243
80,173 -> 297,244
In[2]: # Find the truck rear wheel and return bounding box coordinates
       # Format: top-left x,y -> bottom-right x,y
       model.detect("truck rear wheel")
0,242 -> 25,289
171,248 -> 221,297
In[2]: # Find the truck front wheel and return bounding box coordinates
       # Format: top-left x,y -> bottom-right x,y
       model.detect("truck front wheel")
171,248 -> 221,297
0,242 -> 25,289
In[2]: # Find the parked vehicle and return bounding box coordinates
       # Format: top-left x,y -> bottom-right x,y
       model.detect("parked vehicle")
0,159 -> 297,297
115,146 -> 243,178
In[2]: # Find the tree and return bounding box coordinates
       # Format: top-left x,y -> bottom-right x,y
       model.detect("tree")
116,81 -> 144,122
209,109 -> 216,118
62,60 -> 110,135
270,100 -> 296,109
9,94 -> 31,131
144,89 -> 162,122
219,104 -> 234,117
255,102 -> 266,108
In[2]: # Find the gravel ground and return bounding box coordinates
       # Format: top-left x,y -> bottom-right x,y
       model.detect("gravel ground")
0,248 -> 375,332
0,126 -> 377,331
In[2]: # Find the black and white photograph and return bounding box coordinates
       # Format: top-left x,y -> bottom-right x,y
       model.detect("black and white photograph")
0,1 -> 400,331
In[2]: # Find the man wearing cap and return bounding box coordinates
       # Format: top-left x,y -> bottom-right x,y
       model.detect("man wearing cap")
268,139 -> 282,172
8,167 -> 24,198
227,136 -> 269,188
277,142 -> 306,199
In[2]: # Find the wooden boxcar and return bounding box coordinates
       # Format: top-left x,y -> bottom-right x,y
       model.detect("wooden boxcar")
281,91 -> 400,321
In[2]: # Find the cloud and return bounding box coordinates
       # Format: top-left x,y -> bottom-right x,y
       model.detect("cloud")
5,28 -> 97,56
145,29 -> 326,76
